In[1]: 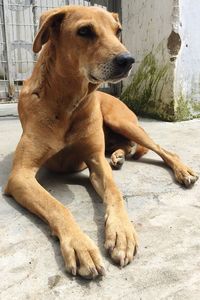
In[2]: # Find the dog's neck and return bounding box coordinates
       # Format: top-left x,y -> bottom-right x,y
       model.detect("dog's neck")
31,43 -> 99,114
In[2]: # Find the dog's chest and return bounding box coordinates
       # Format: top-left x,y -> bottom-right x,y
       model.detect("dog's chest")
63,113 -> 101,151
63,119 -> 96,147
50,100 -> 102,152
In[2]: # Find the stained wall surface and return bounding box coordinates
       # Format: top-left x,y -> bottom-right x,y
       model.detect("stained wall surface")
121,0 -> 200,121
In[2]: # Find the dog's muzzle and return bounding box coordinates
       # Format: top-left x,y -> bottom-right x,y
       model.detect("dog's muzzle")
88,52 -> 135,84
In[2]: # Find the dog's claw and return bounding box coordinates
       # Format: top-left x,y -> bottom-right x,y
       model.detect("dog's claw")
90,267 -> 99,278
97,266 -> 106,276
124,257 -> 129,266
134,246 -> 138,256
120,257 -> 125,268
71,267 -> 76,276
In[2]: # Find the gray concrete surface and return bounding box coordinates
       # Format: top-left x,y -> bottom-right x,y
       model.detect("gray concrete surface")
0,103 -> 18,117
0,112 -> 200,300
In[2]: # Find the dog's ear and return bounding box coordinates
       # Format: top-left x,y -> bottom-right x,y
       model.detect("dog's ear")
33,8 -> 66,53
111,13 -> 120,23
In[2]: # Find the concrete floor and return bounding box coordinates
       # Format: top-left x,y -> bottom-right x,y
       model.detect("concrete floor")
0,105 -> 200,300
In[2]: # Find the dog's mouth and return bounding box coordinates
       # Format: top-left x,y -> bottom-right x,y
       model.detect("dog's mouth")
108,68 -> 132,83
88,74 -> 101,84
89,65 -> 133,84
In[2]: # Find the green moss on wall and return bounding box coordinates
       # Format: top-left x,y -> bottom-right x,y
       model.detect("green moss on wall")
120,50 -> 200,121
120,51 -> 175,121
174,96 -> 191,121
191,101 -> 200,114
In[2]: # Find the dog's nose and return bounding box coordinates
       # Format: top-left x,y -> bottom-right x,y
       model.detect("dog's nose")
114,52 -> 135,69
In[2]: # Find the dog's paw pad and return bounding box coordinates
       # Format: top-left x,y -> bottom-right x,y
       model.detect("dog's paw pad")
110,152 -> 125,169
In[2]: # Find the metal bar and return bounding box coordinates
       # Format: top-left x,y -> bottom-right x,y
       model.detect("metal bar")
2,0 -> 15,98
90,0 -> 108,6
31,0 -> 37,37
31,0 -> 37,62
108,0 -> 121,15
107,0 -> 122,96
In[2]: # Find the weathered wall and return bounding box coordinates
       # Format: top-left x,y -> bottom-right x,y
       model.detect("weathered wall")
174,0 -> 200,119
121,0 -> 200,121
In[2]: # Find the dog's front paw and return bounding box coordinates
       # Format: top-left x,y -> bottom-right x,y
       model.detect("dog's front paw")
104,208 -> 138,267
60,230 -> 105,279
174,165 -> 199,187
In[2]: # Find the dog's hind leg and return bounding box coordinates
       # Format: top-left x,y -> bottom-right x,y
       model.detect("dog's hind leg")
100,93 -> 198,187
107,119 -> 198,187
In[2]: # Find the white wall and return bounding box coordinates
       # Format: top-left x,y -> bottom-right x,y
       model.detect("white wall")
122,0 -> 200,120
122,0 -> 174,64
174,0 -> 200,117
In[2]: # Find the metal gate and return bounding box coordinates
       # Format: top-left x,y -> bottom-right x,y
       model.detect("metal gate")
0,0 -> 121,102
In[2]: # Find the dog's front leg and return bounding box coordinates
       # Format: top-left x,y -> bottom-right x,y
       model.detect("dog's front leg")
86,154 -> 138,267
5,137 -> 105,279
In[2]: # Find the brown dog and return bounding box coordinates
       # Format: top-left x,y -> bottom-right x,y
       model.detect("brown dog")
5,6 -> 198,279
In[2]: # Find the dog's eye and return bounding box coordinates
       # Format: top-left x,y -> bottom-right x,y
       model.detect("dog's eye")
77,26 -> 95,38
116,28 -> 122,38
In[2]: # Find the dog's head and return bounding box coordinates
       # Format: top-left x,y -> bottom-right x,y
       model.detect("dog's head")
33,6 -> 135,84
